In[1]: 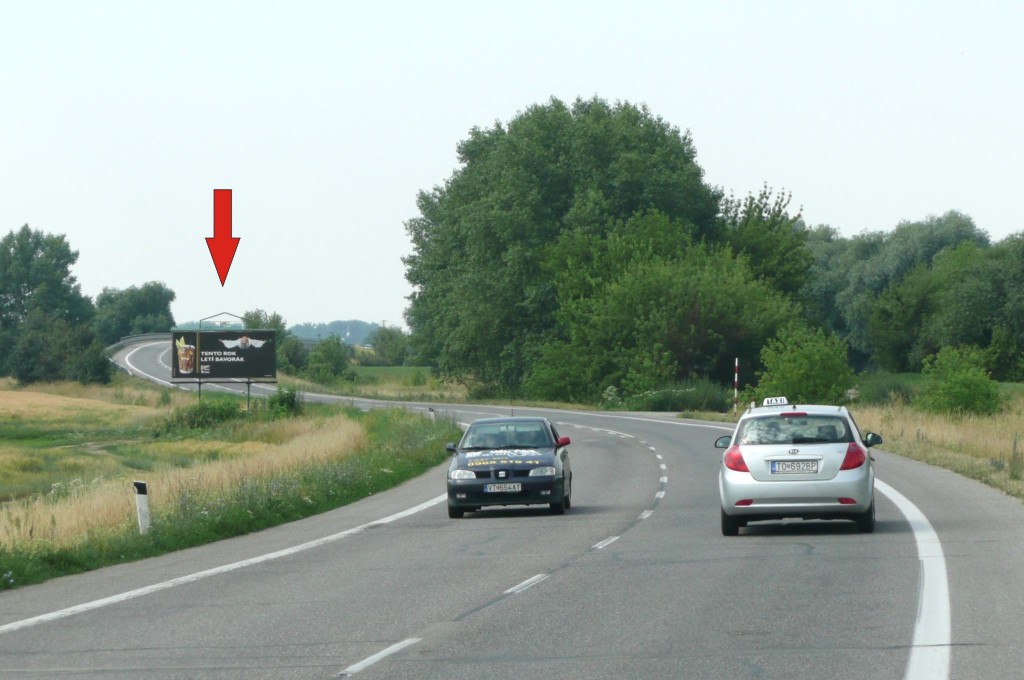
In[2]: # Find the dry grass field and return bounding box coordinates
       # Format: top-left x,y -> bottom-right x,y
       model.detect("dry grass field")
0,378 -> 366,550
0,375 -> 462,589
1,415 -> 366,549
854,394 -> 1024,499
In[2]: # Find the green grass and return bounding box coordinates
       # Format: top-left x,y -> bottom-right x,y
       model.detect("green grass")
0,381 -> 461,591
353,365 -> 432,384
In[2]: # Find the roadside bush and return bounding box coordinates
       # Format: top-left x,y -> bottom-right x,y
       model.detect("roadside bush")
622,377 -> 731,412
404,368 -> 428,387
264,385 -> 299,417
256,386 -> 302,419
855,372 -> 917,405
915,346 -> 1003,416
164,398 -> 241,430
753,326 -> 855,404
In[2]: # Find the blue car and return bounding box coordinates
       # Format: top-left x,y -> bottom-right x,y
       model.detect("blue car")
446,417 -> 572,518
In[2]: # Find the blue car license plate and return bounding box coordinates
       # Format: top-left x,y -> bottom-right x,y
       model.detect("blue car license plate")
484,483 -> 522,493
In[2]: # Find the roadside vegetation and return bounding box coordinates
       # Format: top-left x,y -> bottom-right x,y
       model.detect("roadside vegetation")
4,93 -> 1024,590
855,392 -> 1024,500
0,375 -> 461,591
304,365 -> 468,403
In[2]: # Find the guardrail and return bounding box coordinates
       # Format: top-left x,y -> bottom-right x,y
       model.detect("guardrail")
106,333 -> 172,352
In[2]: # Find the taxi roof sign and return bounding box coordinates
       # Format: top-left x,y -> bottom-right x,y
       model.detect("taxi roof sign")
762,396 -> 789,406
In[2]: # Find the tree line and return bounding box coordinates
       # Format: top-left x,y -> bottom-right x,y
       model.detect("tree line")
0,226 -> 176,384
6,95 -> 1020,401
403,96 -> 1023,401
0,226 -> 406,385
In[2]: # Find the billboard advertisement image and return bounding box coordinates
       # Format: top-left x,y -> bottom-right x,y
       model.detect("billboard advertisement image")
171,330 -> 276,380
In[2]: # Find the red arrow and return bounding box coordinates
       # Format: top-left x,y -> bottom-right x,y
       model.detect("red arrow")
206,189 -> 239,286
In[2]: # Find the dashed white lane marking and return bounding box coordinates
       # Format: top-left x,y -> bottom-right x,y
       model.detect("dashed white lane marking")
592,536 -> 620,550
341,638 -> 421,675
639,510 -> 654,520
0,494 -> 448,635
655,491 -> 666,500
659,464 -> 667,470
660,477 -> 668,484
504,574 -> 550,595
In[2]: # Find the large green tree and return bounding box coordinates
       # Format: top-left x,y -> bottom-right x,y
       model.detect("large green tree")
241,309 -> 306,374
0,226 -> 93,329
8,310 -> 110,384
368,324 -> 410,366
404,97 -> 722,395
720,185 -> 812,296
0,226 -> 101,382
92,282 -> 176,345
833,211 -> 989,363
753,326 -> 855,405
527,242 -> 800,402
303,334 -> 355,384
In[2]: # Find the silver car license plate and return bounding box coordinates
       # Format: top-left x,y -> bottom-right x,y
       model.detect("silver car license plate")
484,483 -> 522,492
771,460 -> 818,474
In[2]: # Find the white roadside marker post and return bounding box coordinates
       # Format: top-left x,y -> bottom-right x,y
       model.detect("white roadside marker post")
133,481 -> 151,535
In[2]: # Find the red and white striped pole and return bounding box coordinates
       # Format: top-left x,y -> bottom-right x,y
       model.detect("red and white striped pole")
733,358 -> 739,415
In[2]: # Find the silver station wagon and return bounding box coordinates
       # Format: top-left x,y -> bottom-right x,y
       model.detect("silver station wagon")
715,397 -> 883,536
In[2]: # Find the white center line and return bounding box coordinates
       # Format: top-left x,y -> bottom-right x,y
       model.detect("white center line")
504,574 -> 550,595
341,638 -> 421,675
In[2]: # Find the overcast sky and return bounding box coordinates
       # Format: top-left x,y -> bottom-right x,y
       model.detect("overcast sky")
3,1 -> 1021,329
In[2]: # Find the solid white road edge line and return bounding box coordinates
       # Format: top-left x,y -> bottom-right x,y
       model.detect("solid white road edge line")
875,479 -> 951,680
0,494 -> 448,636
124,342 -> 174,387
341,637 -> 421,675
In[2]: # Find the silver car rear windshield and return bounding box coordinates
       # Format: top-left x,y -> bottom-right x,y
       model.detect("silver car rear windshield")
737,414 -> 852,445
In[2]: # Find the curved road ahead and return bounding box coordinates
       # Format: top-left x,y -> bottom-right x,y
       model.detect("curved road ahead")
2,341 -> 1024,679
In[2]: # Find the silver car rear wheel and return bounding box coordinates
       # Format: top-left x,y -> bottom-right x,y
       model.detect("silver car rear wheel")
855,501 -> 875,533
721,509 -> 741,536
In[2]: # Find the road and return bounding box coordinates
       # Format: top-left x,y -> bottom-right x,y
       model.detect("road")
2,340 -> 1023,678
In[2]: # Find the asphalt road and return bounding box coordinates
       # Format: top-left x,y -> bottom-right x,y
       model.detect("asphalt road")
2,340 -> 1024,678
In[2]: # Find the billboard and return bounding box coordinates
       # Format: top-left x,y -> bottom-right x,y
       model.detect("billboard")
171,330 -> 276,380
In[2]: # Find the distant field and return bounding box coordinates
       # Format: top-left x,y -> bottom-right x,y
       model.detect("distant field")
0,378 -> 185,501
